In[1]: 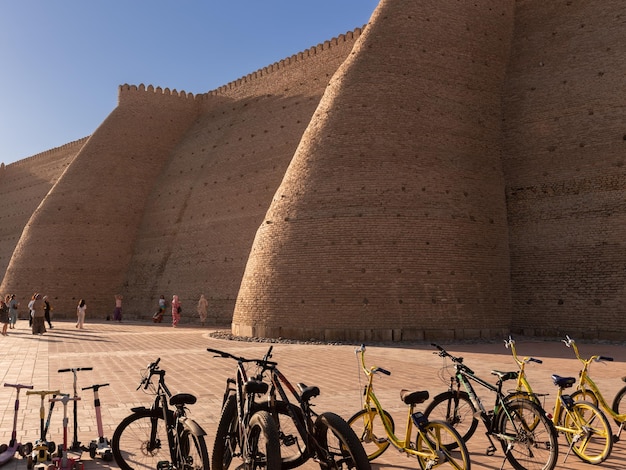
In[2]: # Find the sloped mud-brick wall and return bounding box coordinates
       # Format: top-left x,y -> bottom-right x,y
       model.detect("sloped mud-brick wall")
233,0 -> 516,342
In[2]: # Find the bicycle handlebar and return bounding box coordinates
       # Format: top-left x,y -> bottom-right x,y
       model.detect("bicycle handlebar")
207,348 -> 278,367
431,343 -> 474,374
563,336 -> 614,363
58,367 -> 93,373
596,355 -> 614,362
373,367 -> 391,376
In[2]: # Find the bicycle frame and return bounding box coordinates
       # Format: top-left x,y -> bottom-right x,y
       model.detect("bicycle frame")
135,359 -> 203,467
208,348 -> 273,464
505,336 -> 614,464
563,335 -> 626,436
259,346 -> 350,466
355,345 -> 453,459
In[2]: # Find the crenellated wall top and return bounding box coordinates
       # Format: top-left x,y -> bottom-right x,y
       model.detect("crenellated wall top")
118,83 -> 201,101
2,137 -> 89,169
207,26 -> 365,96
117,26 -> 364,105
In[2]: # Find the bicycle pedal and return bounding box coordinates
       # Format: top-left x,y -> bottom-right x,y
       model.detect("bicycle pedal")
486,445 -> 496,456
374,437 -> 389,445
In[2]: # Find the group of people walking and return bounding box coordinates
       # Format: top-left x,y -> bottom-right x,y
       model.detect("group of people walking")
153,293 -> 210,327
0,292 -> 212,334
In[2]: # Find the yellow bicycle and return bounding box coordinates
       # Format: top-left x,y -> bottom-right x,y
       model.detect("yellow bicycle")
562,335 -> 626,441
504,337 -> 613,465
347,345 -> 471,470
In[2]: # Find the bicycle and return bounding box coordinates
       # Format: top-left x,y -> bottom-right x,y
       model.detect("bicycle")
242,345 -> 371,469
563,335 -> 626,441
425,343 -> 558,470
207,348 -> 282,470
504,336 -> 613,465
111,358 -> 209,470
346,345 -> 471,470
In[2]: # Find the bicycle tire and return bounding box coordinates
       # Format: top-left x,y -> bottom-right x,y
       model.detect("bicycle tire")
346,407 -> 394,461
496,398 -> 558,470
611,384 -> 626,427
313,412 -> 371,469
415,419 -> 470,470
211,395 -> 239,470
178,423 -> 210,470
112,409 -> 172,470
246,410 -> 282,470
570,389 -> 599,407
559,400 -> 613,464
253,400 -> 309,469
423,390 -> 478,448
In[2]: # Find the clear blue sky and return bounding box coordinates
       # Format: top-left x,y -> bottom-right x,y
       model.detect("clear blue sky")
0,1 -> 378,165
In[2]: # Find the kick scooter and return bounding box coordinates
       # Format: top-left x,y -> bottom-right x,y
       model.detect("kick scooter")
50,394 -> 83,470
25,389 -> 60,469
0,383 -> 34,466
58,367 -> 92,452
81,383 -> 113,461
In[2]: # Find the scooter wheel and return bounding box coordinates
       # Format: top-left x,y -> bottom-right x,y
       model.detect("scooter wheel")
27,455 -> 34,469
0,444 -> 7,453
89,446 -> 96,459
48,442 -> 56,455
103,451 -> 113,462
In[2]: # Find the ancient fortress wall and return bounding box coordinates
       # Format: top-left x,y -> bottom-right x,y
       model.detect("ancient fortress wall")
2,0 -> 624,341
502,1 -> 626,340
0,86 -> 201,316
118,30 -> 361,321
233,0 -> 516,341
0,139 -> 86,280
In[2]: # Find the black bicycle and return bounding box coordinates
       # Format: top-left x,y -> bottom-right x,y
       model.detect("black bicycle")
208,348 -> 282,470
250,345 -> 370,469
111,358 -> 209,470
426,344 -> 558,470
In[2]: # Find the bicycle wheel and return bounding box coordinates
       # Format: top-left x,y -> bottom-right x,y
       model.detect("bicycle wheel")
611,384 -> 626,427
178,423 -> 209,470
560,400 -> 613,464
253,400 -> 309,469
423,391 -> 478,448
347,407 -> 394,461
211,395 -> 239,470
112,409 -> 171,470
415,420 -> 470,470
313,412 -> 371,469
245,410 -> 282,470
496,398 -> 558,470
570,389 -> 599,407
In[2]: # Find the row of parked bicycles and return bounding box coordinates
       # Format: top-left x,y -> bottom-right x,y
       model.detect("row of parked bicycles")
108,335 -> 626,470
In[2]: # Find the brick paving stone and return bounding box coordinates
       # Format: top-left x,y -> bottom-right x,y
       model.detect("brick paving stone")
0,320 -> 625,469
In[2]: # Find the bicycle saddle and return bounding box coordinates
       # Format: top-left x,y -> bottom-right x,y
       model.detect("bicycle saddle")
491,370 -> 518,382
170,393 -> 197,406
297,383 -> 320,402
551,374 -> 575,388
400,389 -> 429,405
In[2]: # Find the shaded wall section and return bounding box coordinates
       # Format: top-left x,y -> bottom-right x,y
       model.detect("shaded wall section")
233,0 -> 516,341
121,30 -> 362,322
0,139 -> 85,281
503,0 -> 626,340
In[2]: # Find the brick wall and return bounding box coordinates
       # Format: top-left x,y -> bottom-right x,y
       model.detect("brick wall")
232,0 -> 516,341
502,0 -> 626,340
2,0 -> 624,341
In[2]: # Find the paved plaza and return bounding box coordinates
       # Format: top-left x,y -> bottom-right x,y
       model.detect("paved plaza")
0,320 -> 625,469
